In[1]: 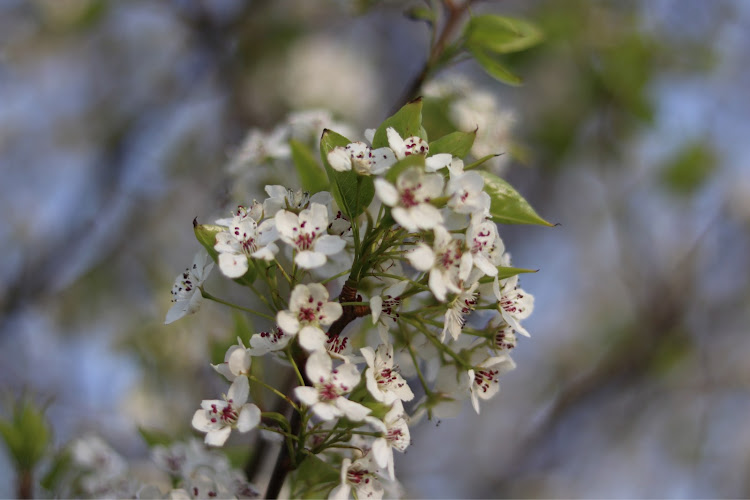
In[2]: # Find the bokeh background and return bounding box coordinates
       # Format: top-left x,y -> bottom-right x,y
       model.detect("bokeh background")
2,0 -> 750,497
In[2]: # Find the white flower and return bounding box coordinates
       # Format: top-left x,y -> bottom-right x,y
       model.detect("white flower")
212,337 -> 251,382
468,352 -> 516,414
493,320 -> 518,351
407,225 -> 473,302
276,283 -> 343,352
442,280 -> 479,341
374,167 -> 444,232
191,376 -> 261,447
328,456 -> 383,500
447,171 -> 490,215
366,400 -> 411,481
166,251 -> 214,324
249,326 -> 294,356
386,127 -> 452,172
361,344 -> 414,404
294,350 -> 370,421
227,126 -> 290,172
214,207 -> 278,278
275,203 -> 346,269
493,274 -> 534,337
466,216 -> 505,277
369,280 -> 408,343
327,142 -> 396,175
263,185 -> 332,217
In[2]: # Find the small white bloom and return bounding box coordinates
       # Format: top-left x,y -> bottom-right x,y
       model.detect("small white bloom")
214,206 -> 279,278
276,283 -> 343,352
493,320 -> 518,351
374,167 -> 444,232
369,280 -> 409,343
327,142 -> 396,175
493,274 -> 534,337
329,456 -> 383,500
227,126 -> 290,172
468,352 -> 516,414
249,326 -> 294,356
361,344 -> 414,404
466,216 -> 505,277
263,185 -> 332,217
442,280 -> 479,341
385,127 -> 452,171
276,203 -> 346,269
294,350 -> 370,421
407,225 -> 473,302
447,171 -> 490,215
166,251 -> 214,324
192,377 -> 261,447
366,400 -> 411,481
212,337 -> 251,382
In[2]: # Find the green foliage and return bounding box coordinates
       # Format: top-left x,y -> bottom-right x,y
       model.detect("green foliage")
429,130 -> 476,158
479,266 -> 537,284
660,141 -> 716,195
372,98 -> 426,149
291,454 -> 340,499
320,130 -> 376,219
466,47 -> 523,86
478,171 -> 553,226
0,396 -> 51,471
465,15 -> 544,55
193,223 -> 257,286
138,427 -> 174,447
290,139 -> 329,194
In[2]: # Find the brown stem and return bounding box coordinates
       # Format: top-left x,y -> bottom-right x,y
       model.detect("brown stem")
264,408 -> 302,499
18,469 -> 32,499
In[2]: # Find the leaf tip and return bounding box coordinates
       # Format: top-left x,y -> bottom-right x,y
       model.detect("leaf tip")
192,217 -> 198,228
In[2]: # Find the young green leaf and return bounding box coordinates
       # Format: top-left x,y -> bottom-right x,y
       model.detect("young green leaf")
320,129 -> 375,219
468,47 -> 522,86
429,130 -> 476,158
480,266 -> 538,284
465,14 -> 543,54
478,171 -> 553,226
372,97 -> 425,148
464,153 -> 501,171
290,139 -> 329,194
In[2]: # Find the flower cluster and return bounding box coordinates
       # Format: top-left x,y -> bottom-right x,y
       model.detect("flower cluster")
166,97 -> 543,498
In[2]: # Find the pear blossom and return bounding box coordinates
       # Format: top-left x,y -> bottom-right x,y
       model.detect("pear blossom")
361,344 -> 414,404
493,274 -> 534,337
263,185 -> 332,217
493,320 -> 518,351
466,216 -> 505,277
369,280 -> 409,343
327,141 -> 396,175
366,400 -> 411,480
407,225 -> 473,301
166,251 -> 214,324
447,171 -> 490,215
386,127 -> 452,172
212,337 -> 251,381
192,376 -> 261,447
328,456 -> 383,500
468,352 -> 516,414
294,351 -> 370,422
276,283 -> 343,351
275,202 -> 346,269
374,167 -> 444,232
214,206 -> 278,278
442,279 -> 479,341
249,326 -> 294,356
227,126 -> 290,172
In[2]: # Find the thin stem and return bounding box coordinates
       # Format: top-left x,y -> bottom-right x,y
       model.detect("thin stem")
249,375 -> 299,411
200,288 -> 276,321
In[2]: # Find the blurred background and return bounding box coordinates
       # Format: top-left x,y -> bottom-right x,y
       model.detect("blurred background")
1,0 -> 749,497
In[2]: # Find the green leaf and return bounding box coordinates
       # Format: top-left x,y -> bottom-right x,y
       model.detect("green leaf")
384,154 -> 425,184
405,5 -> 434,24
291,455 -> 340,499
481,267 -> 538,284
660,141 -> 716,196
289,139 -> 329,194
464,153 -> 501,171
429,130 -> 476,158
478,171 -> 553,226
465,14 -> 543,54
320,129 -> 375,219
193,223 -> 257,286
468,47 -> 522,86
372,97 -> 425,148
0,398 -> 51,470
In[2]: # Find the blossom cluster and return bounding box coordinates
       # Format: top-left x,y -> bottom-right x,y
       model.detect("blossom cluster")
166,98 -> 540,498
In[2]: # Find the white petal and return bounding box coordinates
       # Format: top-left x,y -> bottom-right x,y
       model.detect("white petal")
218,253 -> 248,278
372,437 -> 391,469
298,325 -> 327,352
205,426 -> 232,447
391,207 -> 418,232
191,409 -> 213,433
306,349 -> 333,383
329,484 -> 351,500
296,250 -> 327,269
237,404 -> 261,432
407,244 -> 435,271
320,302 -> 343,324
312,401 -> 341,421
412,204 -> 443,230
252,243 -> 278,261
314,235 -> 346,255
327,147 -> 353,172
370,296 -> 383,323
274,210 -> 299,241
425,153 -> 453,172
386,127 -> 406,158
364,128 -> 376,144
227,376 -> 249,406
294,386 -> 319,406
277,310 -> 300,334
374,178 -> 399,207
429,269 -> 448,302
165,301 -> 189,325
335,398 -> 371,421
